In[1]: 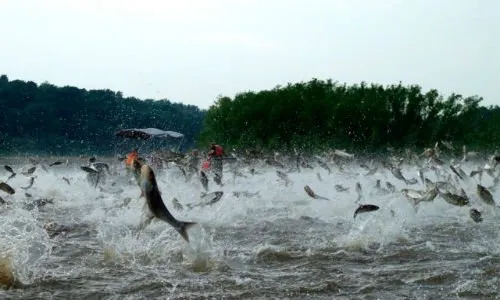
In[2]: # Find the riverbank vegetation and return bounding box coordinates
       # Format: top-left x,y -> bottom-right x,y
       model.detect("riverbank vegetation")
200,79 -> 498,154
2,75 -> 498,156
0,75 -> 205,155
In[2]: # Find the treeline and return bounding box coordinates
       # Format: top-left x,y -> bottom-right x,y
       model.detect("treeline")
0,75 -> 206,155
199,79 -> 500,154
3,75 -> 499,157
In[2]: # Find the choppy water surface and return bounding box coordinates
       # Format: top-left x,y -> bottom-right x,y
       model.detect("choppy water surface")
0,156 -> 499,299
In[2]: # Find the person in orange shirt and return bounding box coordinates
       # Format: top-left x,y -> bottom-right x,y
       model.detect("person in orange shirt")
126,148 -> 139,169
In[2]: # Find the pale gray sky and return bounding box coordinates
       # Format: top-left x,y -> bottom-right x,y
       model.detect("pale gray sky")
1,0 -> 499,109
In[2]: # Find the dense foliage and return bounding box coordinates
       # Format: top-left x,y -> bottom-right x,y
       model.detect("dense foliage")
200,79 -> 500,154
2,75 -> 499,156
0,75 -> 206,155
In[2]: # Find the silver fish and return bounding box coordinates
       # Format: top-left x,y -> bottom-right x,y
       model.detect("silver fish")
419,187 -> 438,204
276,170 -> 293,186
402,187 -> 438,206
391,167 -> 407,184
172,198 -> 184,211
304,185 -> 330,200
418,169 -> 425,185
316,158 -> 331,174
355,182 -> 362,202
92,162 -> 110,174
316,172 -> 323,181
6,172 -> 16,181
470,169 -> 483,182
80,166 -> 99,174
200,191 -> 224,203
353,204 -> 379,219
4,165 -> 14,174
469,208 -> 483,223
477,184 -> 495,206
406,178 -> 419,185
335,184 -> 349,192
21,177 -> 35,190
137,164 -> 196,242
334,149 -> 354,158
449,165 -> 464,181
385,182 -> 396,193
232,191 -> 260,198
365,167 -> 378,176
186,194 -> 224,209
22,166 -> 36,176
440,191 -> 469,207
0,181 -> 15,194
401,188 -> 425,201
23,198 -> 54,211
199,171 -> 209,191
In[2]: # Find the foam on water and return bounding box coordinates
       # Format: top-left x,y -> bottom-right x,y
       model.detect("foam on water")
0,157 -> 499,297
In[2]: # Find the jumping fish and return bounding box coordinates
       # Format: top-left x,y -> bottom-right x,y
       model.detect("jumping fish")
186,191 -> 224,209
469,208 -> 483,223
449,165 -> 462,181
353,204 -> 379,219
276,170 -> 293,186
477,184 -> 495,206
0,182 -> 15,194
335,184 -> 349,192
304,185 -> 330,200
20,177 -> 35,190
49,161 -> 64,167
136,164 -> 197,242
390,167 -> 407,184
316,172 -> 322,181
355,182 -> 362,202
22,166 -> 36,176
440,191 -> 469,207
316,157 -> 331,174
4,165 -> 16,181
232,191 -> 260,198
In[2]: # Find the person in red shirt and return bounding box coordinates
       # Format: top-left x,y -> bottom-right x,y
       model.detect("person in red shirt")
208,143 -> 224,157
207,143 -> 224,185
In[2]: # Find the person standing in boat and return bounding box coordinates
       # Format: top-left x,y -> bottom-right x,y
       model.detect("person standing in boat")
125,148 -> 139,171
207,143 -> 225,185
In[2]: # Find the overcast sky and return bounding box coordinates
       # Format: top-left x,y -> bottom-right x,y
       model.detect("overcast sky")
1,0 -> 498,109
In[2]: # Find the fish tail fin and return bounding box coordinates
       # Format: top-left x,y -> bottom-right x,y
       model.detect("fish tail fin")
177,222 -> 197,242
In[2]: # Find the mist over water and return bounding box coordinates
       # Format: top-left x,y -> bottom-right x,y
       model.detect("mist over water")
0,156 -> 499,299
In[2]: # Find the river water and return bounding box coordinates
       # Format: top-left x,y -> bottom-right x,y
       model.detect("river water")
0,157 -> 499,299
